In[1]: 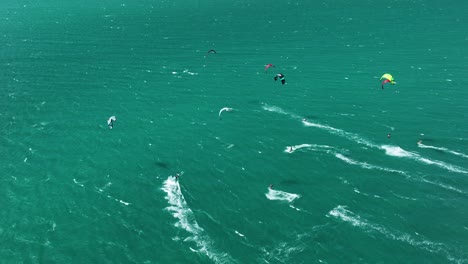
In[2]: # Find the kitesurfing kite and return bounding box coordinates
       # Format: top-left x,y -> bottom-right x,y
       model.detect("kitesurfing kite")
107,116 -> 116,129
207,49 -> 217,54
274,73 -> 286,85
380,73 -> 396,89
219,107 -> 233,120
264,64 -> 275,72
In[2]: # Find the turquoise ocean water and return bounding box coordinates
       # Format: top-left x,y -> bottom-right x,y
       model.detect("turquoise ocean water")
1,0 -> 468,263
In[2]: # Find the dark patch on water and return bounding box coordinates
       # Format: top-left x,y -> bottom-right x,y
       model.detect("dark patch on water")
155,161 -> 169,169
280,179 -> 300,185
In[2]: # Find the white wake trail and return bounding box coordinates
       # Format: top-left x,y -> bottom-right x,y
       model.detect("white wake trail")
161,176 -> 234,263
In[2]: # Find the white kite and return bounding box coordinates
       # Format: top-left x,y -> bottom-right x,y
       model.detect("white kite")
107,116 -> 116,129
218,107 -> 233,120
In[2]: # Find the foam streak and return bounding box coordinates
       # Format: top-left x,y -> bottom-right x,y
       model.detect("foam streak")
329,205 -> 466,263
263,104 -> 468,175
161,176 -> 234,263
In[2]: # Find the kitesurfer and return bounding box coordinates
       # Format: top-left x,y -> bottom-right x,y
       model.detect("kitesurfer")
269,184 -> 274,189
274,73 -> 286,85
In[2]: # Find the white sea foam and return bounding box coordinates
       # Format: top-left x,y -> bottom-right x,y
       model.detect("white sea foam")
183,69 -> 199,76
420,178 -> 466,194
334,153 -> 358,165
97,182 -> 112,193
381,145 -> 413,157
266,188 -> 300,203
289,205 -> 302,211
119,200 -> 130,206
339,113 -> 355,117
286,145 -> 407,175
419,157 -> 468,174
418,143 -> 468,159
329,205 -> 366,227
302,120 -> 379,149
261,235 -> 307,263
106,195 -> 131,206
263,104 -> 468,175
335,153 -> 406,174
374,122 -> 394,131
262,104 -> 377,148
328,205 -> 466,263
161,176 -> 233,263
382,145 -> 468,174
287,144 -> 464,195
392,192 -> 418,201
261,104 -> 302,119
73,178 -> 84,187
262,104 -> 291,116
284,144 -> 334,154
284,144 -> 312,153
234,230 -> 245,237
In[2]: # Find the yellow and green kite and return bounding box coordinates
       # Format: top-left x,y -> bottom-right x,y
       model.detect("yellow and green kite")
380,73 -> 396,89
